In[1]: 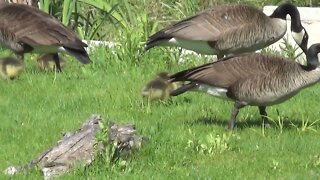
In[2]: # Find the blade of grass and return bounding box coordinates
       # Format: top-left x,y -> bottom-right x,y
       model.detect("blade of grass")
39,0 -> 50,13
62,0 -> 76,26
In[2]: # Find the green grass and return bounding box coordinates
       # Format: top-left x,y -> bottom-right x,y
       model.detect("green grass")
0,47 -> 320,179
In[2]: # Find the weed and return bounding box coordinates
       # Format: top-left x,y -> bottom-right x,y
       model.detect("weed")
186,129 -> 232,155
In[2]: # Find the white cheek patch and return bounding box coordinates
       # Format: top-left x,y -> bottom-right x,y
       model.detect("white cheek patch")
292,29 -> 305,45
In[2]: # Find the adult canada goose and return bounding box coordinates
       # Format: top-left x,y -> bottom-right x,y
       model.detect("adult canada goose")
0,3 -> 90,72
141,72 -> 180,100
169,43 -> 320,129
37,54 -> 66,71
145,3 -> 308,59
0,57 -> 24,80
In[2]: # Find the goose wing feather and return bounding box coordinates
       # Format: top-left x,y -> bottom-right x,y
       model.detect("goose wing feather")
0,4 -> 86,49
170,54 -> 290,89
148,4 -> 267,42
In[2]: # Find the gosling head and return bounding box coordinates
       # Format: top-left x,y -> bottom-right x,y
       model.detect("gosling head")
141,72 -> 182,100
156,72 -> 171,80
141,78 -> 169,100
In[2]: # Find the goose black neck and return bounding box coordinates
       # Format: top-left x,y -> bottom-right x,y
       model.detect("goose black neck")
302,44 -> 320,71
269,3 -> 302,32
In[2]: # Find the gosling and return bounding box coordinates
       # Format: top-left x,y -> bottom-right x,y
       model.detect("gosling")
37,54 -> 66,71
0,57 -> 24,80
141,72 -> 180,100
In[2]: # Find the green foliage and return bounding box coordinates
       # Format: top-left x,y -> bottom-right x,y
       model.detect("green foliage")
2,0 -> 320,179
0,46 -> 320,179
279,36 -> 301,60
95,121 -> 129,167
62,0 -> 76,26
78,0 -> 129,29
39,0 -> 50,13
186,129 -> 233,155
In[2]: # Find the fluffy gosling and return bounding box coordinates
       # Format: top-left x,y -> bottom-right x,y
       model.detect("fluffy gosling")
37,54 -> 66,71
0,57 -> 24,80
141,72 -> 180,100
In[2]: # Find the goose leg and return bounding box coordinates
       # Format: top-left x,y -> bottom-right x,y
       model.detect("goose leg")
228,102 -> 245,129
52,53 -> 62,72
258,106 -> 271,128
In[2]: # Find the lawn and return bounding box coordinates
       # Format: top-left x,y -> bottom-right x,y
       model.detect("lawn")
0,46 -> 320,179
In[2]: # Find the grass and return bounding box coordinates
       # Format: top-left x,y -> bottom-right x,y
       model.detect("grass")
0,46 -> 319,179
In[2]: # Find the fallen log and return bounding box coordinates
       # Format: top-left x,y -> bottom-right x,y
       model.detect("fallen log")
4,114 -> 147,179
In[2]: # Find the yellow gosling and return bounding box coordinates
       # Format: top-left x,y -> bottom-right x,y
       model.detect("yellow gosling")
141,72 -> 181,100
0,57 -> 24,80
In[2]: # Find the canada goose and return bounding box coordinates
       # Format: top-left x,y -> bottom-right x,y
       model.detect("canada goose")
169,43 -> 320,129
0,57 -> 24,80
0,3 -> 90,72
145,3 -> 308,59
37,54 -> 66,71
141,72 -> 180,100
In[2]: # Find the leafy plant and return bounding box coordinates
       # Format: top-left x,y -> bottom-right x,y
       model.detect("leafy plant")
37,0 -> 123,40
290,119 -> 320,133
62,0 -> 76,26
279,36 -> 302,60
185,129 -> 232,155
95,120 -> 129,169
310,155 -> 320,169
267,109 -> 285,134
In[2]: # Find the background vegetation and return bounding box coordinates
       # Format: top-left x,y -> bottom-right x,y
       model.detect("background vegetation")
1,0 -> 320,179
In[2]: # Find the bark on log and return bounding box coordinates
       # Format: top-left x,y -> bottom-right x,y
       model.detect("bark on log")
4,115 -> 147,179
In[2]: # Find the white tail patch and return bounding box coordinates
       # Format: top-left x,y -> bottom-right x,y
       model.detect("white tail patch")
168,38 -> 217,55
196,84 -> 231,100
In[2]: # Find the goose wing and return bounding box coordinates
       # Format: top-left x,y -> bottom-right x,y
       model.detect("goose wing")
170,54 -> 288,89
147,4 -> 267,44
0,4 -> 86,49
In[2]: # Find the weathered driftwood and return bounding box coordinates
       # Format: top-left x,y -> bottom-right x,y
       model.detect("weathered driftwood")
4,115 -> 147,179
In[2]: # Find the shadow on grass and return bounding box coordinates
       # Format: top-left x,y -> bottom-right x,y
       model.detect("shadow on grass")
184,116 -> 318,130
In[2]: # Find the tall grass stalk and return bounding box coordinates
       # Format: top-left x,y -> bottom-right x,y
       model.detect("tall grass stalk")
39,0 -> 50,13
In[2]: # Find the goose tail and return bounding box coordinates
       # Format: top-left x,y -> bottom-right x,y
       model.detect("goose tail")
145,31 -> 172,51
170,82 -> 197,96
64,47 -> 91,64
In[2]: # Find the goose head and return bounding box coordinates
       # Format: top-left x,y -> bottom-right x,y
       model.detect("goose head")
305,43 -> 320,70
270,3 -> 309,55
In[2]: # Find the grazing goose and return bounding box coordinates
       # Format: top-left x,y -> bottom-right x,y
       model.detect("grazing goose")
169,43 -> 320,129
0,57 -> 24,80
0,3 -> 90,72
141,72 -> 180,100
37,54 -> 66,71
145,3 -> 308,59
